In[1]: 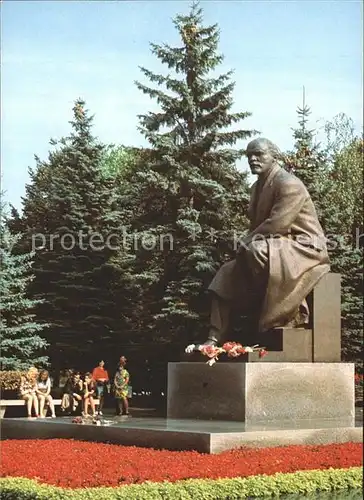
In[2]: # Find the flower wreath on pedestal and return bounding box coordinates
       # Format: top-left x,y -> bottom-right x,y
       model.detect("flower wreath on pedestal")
72,415 -> 101,425
185,342 -> 268,366
72,415 -> 114,426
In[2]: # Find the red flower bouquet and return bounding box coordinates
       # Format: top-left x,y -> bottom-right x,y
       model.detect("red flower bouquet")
186,341 -> 267,365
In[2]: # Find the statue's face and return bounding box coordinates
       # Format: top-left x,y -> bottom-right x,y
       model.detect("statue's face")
247,141 -> 275,176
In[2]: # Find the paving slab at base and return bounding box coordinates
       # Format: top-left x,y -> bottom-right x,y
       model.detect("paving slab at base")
168,362 -> 355,422
1,414 -> 362,454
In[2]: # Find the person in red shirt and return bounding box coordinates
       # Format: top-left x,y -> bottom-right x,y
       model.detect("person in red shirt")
92,360 -> 109,415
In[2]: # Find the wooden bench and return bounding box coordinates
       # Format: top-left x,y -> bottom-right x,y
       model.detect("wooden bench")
0,398 -> 100,418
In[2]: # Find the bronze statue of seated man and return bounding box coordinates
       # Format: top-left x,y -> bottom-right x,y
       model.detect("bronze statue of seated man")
202,137 -> 330,348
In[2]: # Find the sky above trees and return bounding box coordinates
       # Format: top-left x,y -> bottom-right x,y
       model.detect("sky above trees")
2,0 -> 362,209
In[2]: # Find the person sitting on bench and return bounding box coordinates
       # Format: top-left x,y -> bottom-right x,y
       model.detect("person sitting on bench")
36,369 -> 56,418
61,371 -> 83,415
19,367 -> 39,418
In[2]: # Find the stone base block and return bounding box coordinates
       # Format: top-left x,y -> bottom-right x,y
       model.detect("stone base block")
253,327 -> 313,362
2,414 -> 362,454
167,362 -> 355,423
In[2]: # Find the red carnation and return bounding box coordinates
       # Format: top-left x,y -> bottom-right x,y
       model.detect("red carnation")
201,345 -> 220,358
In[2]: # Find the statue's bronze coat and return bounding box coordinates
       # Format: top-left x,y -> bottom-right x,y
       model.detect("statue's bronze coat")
208,150 -> 330,333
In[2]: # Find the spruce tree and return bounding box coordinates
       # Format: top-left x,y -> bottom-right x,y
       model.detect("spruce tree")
120,2 -> 255,346
9,100 -> 124,369
99,145 -> 142,181
285,105 -> 363,366
284,91 -> 327,212
322,131 -> 363,365
0,204 -> 49,370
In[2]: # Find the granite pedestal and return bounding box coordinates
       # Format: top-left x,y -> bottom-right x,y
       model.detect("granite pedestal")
167,362 -> 355,423
2,411 -> 362,454
245,273 -> 341,363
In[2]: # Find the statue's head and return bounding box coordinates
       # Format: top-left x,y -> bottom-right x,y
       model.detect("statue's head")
246,138 -> 280,176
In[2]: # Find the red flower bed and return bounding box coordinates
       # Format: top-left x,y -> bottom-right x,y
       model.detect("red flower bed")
1,439 -> 362,488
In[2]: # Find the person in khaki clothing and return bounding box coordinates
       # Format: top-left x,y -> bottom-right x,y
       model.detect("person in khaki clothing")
204,138 -> 329,347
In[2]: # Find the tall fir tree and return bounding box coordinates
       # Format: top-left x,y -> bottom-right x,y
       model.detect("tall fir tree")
119,2 -> 256,346
322,130 -> 363,365
284,88 -> 327,212
285,104 -> 363,366
1,202 -> 49,370
99,145 -> 143,181
8,100 -> 124,369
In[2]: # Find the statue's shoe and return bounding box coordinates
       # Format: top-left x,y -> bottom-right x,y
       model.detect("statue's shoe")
284,309 -> 309,328
200,338 -> 218,347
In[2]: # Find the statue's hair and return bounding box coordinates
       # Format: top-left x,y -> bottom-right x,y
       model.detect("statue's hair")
247,138 -> 281,159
